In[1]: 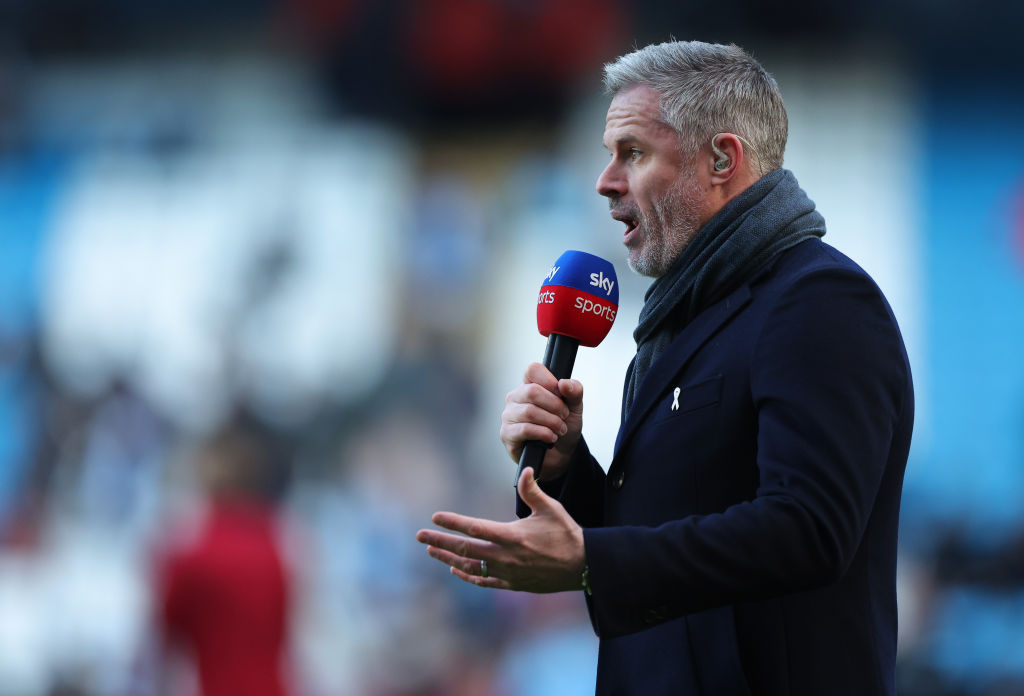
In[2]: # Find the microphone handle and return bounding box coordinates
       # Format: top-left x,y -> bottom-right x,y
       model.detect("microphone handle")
515,333 -> 580,485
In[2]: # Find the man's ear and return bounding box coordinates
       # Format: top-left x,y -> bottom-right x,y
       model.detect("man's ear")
708,132 -> 745,184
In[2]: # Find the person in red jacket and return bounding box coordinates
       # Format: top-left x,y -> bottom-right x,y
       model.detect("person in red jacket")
156,421 -> 293,696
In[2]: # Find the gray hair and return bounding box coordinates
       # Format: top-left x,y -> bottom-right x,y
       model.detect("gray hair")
603,41 -> 787,172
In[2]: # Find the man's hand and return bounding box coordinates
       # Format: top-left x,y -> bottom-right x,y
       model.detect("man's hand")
415,467 -> 586,593
500,362 -> 584,482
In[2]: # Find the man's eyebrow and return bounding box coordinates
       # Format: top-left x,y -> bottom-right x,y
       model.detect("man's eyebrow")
604,136 -> 641,150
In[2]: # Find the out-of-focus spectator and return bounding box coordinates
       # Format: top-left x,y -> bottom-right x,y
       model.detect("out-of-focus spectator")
153,417 -> 293,696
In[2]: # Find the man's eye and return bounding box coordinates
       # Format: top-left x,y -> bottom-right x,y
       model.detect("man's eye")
629,148 -> 642,161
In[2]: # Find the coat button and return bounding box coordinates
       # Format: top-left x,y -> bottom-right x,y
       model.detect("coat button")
611,471 -> 625,489
643,606 -> 670,624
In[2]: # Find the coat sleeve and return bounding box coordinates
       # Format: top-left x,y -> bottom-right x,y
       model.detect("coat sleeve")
581,268 -> 912,637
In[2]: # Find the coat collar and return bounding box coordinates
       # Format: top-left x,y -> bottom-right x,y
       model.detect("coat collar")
612,282 -> 753,458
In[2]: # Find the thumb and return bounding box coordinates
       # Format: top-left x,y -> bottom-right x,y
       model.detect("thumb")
558,379 -> 584,414
517,467 -> 554,515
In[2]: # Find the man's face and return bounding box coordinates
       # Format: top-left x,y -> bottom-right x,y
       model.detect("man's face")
596,85 -> 708,278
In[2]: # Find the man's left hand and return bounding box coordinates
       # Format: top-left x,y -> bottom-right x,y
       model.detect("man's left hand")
415,467 -> 586,593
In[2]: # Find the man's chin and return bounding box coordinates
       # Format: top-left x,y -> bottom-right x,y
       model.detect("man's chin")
626,248 -> 664,279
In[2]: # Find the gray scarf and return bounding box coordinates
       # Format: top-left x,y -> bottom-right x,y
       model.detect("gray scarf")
624,168 -> 825,415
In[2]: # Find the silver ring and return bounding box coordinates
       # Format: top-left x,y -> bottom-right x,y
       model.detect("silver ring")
480,560 -> 488,578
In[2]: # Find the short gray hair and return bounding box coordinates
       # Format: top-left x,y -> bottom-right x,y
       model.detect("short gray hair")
603,41 -> 787,171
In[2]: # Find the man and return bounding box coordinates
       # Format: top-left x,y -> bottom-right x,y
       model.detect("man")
156,421 -> 293,696
416,40 -> 913,696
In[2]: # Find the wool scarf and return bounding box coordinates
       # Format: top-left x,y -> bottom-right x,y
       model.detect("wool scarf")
624,168 -> 826,415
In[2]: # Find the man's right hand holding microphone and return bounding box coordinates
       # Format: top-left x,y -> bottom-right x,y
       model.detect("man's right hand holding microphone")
500,362 -> 585,483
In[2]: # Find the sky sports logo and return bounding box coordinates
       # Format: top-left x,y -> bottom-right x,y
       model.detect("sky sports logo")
544,265 -> 613,296
575,296 -> 616,322
589,271 -> 614,296
537,288 -> 616,323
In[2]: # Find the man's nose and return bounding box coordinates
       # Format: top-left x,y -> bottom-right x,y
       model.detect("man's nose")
596,161 -> 626,199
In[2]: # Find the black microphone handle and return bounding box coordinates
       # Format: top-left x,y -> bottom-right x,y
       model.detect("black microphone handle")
515,333 -> 580,487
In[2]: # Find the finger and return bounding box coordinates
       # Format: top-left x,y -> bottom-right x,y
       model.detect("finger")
416,528 -> 496,559
504,401 -> 569,435
430,512 -> 510,545
501,423 -> 558,454
523,362 -> 559,393
421,544 -> 473,569
509,383 -> 571,420
501,421 -> 559,447
501,409 -> 566,447
425,544 -> 497,577
517,466 -> 555,514
449,564 -> 512,590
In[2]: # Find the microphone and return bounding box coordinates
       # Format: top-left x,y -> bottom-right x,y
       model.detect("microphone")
515,250 -> 619,486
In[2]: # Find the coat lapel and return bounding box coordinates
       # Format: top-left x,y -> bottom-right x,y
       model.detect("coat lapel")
613,283 -> 753,459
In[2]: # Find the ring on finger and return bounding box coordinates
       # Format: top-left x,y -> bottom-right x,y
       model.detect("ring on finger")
480,559 -> 488,578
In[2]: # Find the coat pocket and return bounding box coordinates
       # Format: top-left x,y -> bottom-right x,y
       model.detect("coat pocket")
654,374 -> 724,423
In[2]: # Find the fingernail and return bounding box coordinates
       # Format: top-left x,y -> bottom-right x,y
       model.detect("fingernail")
560,423 -> 568,435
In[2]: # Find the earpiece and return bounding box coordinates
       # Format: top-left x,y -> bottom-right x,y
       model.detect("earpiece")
710,132 -> 766,176
711,134 -> 731,171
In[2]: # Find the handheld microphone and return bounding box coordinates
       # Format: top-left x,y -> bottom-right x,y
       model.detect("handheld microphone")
515,250 -> 619,485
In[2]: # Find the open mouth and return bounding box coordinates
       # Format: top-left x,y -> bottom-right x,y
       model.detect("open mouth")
611,210 -> 639,240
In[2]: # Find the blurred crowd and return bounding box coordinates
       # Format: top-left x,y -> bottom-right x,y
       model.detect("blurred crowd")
2,2 -> 1024,695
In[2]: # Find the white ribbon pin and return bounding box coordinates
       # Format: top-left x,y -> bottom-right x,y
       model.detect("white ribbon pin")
671,387 -> 681,411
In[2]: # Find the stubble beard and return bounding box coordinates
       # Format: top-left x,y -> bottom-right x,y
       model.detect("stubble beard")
627,172 -> 704,278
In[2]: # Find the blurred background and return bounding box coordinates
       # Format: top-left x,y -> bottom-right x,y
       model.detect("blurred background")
1,1 -> 1023,694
